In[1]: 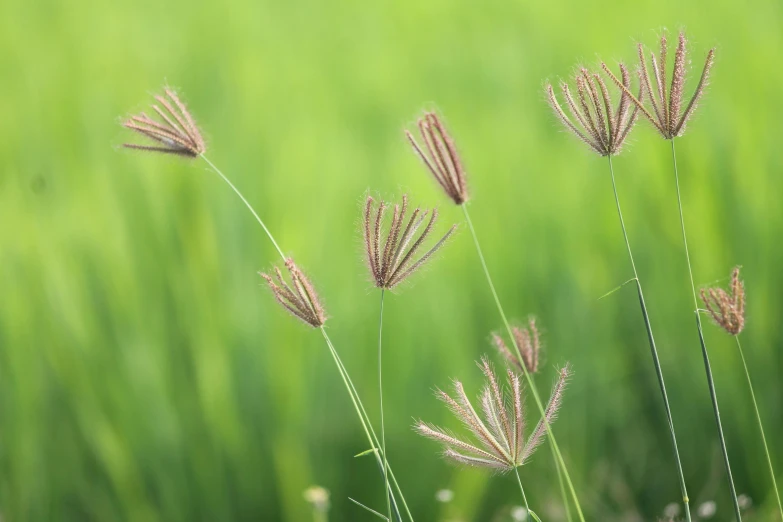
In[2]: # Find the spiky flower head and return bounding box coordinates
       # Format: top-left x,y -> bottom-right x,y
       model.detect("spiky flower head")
547,65 -> 642,156
122,87 -> 206,157
259,258 -> 327,328
602,31 -> 715,139
700,267 -> 745,336
415,357 -> 571,471
363,194 -> 456,289
492,317 -> 542,375
405,112 -> 469,205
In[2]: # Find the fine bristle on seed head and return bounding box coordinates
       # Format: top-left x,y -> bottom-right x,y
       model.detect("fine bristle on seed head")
122,87 -> 206,158
548,65 -> 641,156
700,266 -> 745,335
415,357 -> 571,471
406,111 -> 469,205
259,258 -> 327,328
604,31 -> 715,139
362,193 -> 456,289
491,317 -> 542,375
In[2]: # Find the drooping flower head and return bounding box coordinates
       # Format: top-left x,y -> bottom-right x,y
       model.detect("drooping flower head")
122,87 -> 206,157
406,112 -> 469,205
492,317 -> 542,375
700,267 -> 745,336
547,65 -> 642,156
259,258 -> 327,328
363,194 -> 456,289
415,358 -> 571,471
602,31 -> 716,139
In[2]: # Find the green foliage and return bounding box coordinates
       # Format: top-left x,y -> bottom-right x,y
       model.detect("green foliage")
1,0 -> 782,520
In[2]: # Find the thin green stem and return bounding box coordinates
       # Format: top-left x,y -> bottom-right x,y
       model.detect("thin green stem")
514,467 -> 542,522
670,139 -> 741,521
200,154 -> 287,262
320,328 -> 404,522
608,156 -> 692,522
321,328 -> 415,522
735,335 -> 783,519
197,156 -> 412,519
378,289 -> 391,522
461,204 -> 584,522
550,442 -> 572,522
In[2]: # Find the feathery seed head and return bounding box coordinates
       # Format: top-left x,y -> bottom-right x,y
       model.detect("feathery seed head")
492,317 -> 542,374
546,65 -> 642,156
601,31 -> 715,139
259,258 -> 327,328
363,194 -> 456,289
122,87 -> 206,157
700,267 -> 745,336
415,357 -> 571,471
406,112 -> 469,205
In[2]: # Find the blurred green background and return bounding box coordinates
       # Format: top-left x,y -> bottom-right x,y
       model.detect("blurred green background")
1,0 -> 782,520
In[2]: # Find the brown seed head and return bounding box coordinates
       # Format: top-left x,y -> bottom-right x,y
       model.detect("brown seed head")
601,31 -> 715,139
492,317 -> 542,374
415,357 -> 571,471
405,112 -> 469,205
122,87 -> 206,157
700,267 -> 745,336
363,194 -> 456,289
259,258 -> 327,328
547,65 -> 642,156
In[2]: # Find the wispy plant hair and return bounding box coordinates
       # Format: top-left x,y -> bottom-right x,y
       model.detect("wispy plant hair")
546,65 -> 642,156
415,357 -> 571,471
700,267 -> 746,336
492,317 -> 542,374
363,194 -> 456,289
601,31 -> 716,139
259,258 -> 327,328
406,112 -> 469,205
122,87 -> 206,157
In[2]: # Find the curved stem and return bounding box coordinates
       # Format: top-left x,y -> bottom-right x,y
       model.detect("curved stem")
196,156 -> 411,519
608,156 -> 692,522
319,328 -> 405,522
514,467 -> 542,522
378,289 -> 391,522
670,140 -> 741,521
200,154 -> 287,262
735,335 -> 782,519
321,328 -> 414,522
461,204 -> 584,522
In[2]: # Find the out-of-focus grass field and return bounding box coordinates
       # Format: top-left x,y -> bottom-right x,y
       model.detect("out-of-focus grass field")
1,0 -> 782,520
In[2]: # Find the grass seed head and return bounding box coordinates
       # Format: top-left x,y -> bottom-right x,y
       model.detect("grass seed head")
547,65 -> 642,156
601,30 -> 715,139
363,194 -> 456,289
415,357 -> 571,471
259,258 -> 327,328
492,317 -> 542,375
122,87 -> 206,157
700,267 -> 745,335
406,112 -> 469,205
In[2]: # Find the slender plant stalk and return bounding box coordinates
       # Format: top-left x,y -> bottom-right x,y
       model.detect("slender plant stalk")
378,289 -> 391,522
201,154 -> 286,261
550,442 -> 573,522
607,157 -> 692,522
322,328 -> 414,522
461,204 -> 585,522
514,467 -> 542,522
735,335 -> 783,519
197,155 -> 412,521
670,140 -> 742,521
